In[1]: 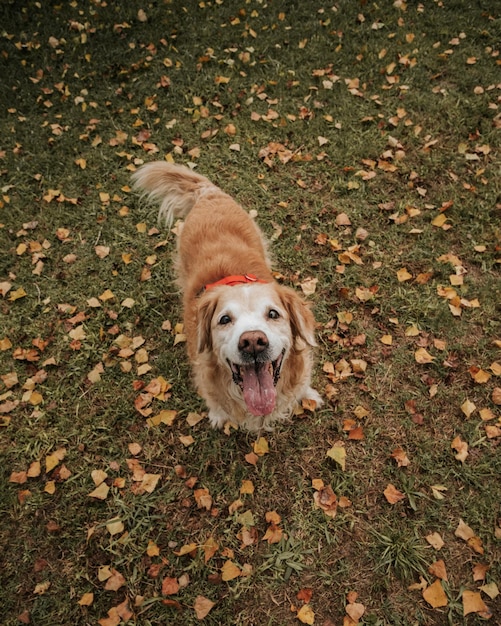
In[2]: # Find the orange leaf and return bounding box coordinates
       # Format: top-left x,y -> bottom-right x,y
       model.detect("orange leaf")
428,559 -> 448,581
383,483 -> 405,504
462,590 -> 490,616
104,569 -> 125,591
423,579 -> 448,608
161,577 -> 179,596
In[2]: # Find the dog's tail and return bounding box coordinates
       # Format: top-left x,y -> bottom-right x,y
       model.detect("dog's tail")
132,162 -> 219,225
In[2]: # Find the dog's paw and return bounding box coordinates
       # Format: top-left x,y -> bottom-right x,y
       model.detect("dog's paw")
208,409 -> 230,429
303,387 -> 323,409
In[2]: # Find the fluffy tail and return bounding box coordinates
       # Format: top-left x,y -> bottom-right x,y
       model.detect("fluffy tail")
131,162 -> 218,225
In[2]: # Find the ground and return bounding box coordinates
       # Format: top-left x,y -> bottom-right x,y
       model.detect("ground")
0,1 -> 500,625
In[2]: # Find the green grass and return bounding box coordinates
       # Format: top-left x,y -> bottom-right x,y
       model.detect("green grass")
1,0 -> 500,624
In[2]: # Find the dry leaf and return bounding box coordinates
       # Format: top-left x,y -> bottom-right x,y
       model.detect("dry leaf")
425,532 -> 444,550
104,569 -> 125,591
326,441 -> 346,470
451,435 -> 468,462
415,348 -> 434,364
253,437 -> 269,456
77,592 -> 94,606
161,577 -> 179,595
221,560 -> 241,581
88,482 -> 110,500
194,595 -> 215,619
296,604 -> 315,624
383,483 -> 405,504
462,590 -> 490,616
423,579 -> 448,608
428,559 -> 448,581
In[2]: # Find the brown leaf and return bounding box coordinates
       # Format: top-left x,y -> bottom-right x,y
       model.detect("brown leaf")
313,484 -> 338,517
104,569 -> 125,591
428,559 -> 448,581
383,483 -> 405,504
194,595 -> 215,619
161,577 -> 179,596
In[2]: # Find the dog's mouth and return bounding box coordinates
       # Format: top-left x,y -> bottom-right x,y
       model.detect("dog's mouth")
228,350 -> 285,417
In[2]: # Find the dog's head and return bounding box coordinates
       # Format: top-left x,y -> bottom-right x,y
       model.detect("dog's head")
197,283 -> 316,417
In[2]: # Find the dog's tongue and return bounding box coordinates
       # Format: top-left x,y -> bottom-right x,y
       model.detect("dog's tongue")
241,363 -> 276,416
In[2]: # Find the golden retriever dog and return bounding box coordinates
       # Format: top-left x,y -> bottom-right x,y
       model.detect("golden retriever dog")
132,162 -> 322,430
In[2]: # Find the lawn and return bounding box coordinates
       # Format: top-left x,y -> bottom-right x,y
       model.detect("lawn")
1,0 -> 500,624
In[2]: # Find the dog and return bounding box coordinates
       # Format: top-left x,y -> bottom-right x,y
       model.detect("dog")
132,162 -> 322,430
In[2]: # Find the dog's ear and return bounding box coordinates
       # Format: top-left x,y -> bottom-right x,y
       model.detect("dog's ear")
196,292 -> 219,353
278,285 -> 317,348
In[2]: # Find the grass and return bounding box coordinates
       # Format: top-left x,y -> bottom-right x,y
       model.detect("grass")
1,0 -> 500,624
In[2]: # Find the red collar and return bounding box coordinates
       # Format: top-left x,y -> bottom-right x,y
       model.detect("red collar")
204,273 -> 268,292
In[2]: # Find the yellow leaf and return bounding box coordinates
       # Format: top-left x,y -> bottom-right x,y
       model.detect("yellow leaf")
423,579 -> 448,608
44,480 -> 56,495
460,399 -> 476,418
414,348 -> 434,364
146,540 -> 160,557
221,560 -> 241,581
326,441 -> 346,471
77,592 -> 94,606
8,287 -> 27,301
141,473 -> 161,493
396,267 -> 412,282
240,480 -> 255,495
431,213 -> 447,227
106,518 -> 124,536
45,448 -> 66,473
253,437 -> 269,456
174,542 -> 197,556
99,289 -> 115,301
380,334 -> 393,345
296,604 -> 315,624
88,482 -> 110,500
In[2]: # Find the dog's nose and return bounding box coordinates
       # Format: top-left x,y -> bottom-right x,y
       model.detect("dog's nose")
238,330 -> 269,355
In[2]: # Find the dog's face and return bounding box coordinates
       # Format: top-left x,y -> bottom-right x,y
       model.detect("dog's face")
197,283 -> 316,417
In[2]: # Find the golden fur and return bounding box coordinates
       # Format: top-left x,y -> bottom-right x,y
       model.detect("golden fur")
132,162 -> 322,430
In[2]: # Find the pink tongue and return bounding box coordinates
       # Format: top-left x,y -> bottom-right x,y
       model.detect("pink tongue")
241,363 -> 277,416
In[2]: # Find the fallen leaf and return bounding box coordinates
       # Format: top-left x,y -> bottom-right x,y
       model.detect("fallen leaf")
78,592 -> 94,606
383,483 -> 405,504
428,559 -> 448,581
391,448 -> 410,467
221,560 -> 241,581
104,569 -> 125,591
88,482 -> 110,500
415,348 -> 434,364
326,441 -> 346,470
253,437 -> 269,456
423,579 -> 448,608
451,435 -> 468,463
194,595 -> 215,619
462,590 -> 490,616
161,577 -> 179,595
313,484 -> 338,517
296,604 -> 315,624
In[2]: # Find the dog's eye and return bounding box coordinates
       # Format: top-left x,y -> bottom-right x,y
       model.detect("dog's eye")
268,309 -> 280,320
218,314 -> 232,325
